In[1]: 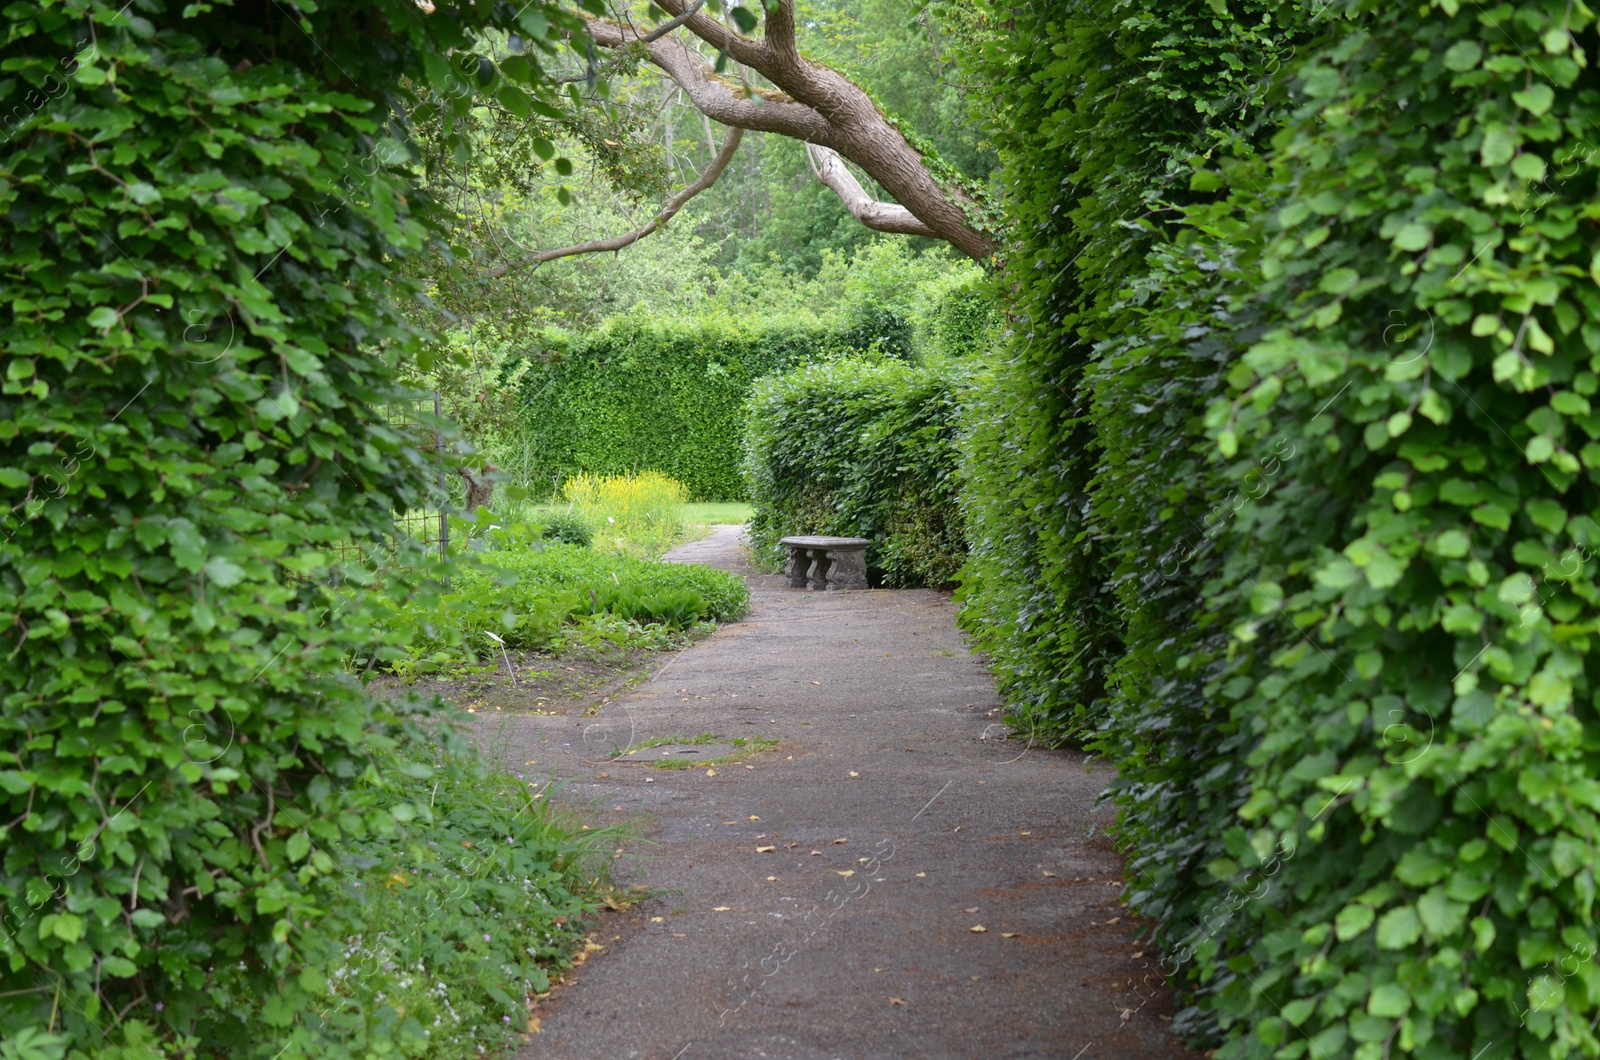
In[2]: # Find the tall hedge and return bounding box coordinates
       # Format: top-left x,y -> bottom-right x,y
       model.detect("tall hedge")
0,0 -> 587,1053
744,357 -> 967,588
510,313 -> 890,500
965,0 -> 1600,1057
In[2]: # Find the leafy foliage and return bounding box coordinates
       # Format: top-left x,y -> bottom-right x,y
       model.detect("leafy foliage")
964,0 -> 1600,1057
507,312 -> 885,501
0,0 -> 600,1054
378,540 -> 747,667
745,358 -> 967,588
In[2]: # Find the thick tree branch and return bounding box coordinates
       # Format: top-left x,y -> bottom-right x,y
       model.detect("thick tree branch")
586,0 -> 996,260
585,17 -> 833,143
805,144 -> 936,238
494,126 -> 744,273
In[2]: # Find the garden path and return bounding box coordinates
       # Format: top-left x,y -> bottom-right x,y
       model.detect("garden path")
497,526 -> 1196,1060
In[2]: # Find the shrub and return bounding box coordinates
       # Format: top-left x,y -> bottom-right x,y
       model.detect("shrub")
744,358 -> 967,588
0,0 -> 593,1054
539,509 -> 593,547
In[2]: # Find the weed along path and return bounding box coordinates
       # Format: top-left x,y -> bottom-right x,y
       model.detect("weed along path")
493,526 -> 1196,1060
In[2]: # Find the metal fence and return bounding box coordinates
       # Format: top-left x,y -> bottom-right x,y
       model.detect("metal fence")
311,392 -> 450,575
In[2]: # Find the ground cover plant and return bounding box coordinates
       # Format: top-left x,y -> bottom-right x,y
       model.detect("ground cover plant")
376,538 -> 749,677
744,357 -> 968,587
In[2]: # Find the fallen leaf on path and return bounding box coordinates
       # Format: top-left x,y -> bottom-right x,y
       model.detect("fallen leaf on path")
706,768 -> 716,777
712,906 -> 733,912
915,872 -> 926,878
809,850 -> 822,856
969,925 -> 987,933
749,816 -> 760,820
724,821 -> 738,825
786,842 -> 800,850
848,771 -> 860,777
527,1017 -> 541,1033
1105,917 -> 1121,925
811,681 -> 820,685
835,870 -> 855,877
1043,871 -> 1057,878
889,997 -> 906,1006
756,846 -> 776,853
650,917 -> 664,923
1002,933 -> 1020,938
672,932 -> 686,937
962,907 -> 979,913
833,837 -> 848,844
644,778 -> 654,784
766,876 -> 778,882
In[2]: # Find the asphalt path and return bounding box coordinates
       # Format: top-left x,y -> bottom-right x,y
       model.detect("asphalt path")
498,526 -> 1197,1060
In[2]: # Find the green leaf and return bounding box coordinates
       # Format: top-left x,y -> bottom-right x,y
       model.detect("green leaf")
1368,982 -> 1412,1018
86,306 -> 119,330
1442,40 -> 1482,70
1375,906 -> 1423,949
729,5 -> 758,32
1512,83 -> 1554,116
287,831 -> 311,862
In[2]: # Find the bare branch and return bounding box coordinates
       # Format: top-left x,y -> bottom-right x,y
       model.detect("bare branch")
494,126 -> 745,272
805,144 -> 937,239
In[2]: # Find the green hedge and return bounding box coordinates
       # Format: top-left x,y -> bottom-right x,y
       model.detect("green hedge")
509,313 -> 895,501
0,0 -> 595,1055
744,358 -> 966,588
965,0 -> 1600,1056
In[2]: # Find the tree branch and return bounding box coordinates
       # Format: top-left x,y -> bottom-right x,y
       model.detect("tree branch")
584,0 -> 997,260
805,144 -> 936,238
494,125 -> 744,273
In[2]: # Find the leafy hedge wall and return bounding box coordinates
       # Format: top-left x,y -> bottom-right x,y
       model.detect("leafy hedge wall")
0,0 -> 594,1054
967,0 -> 1600,1056
744,358 -> 967,588
509,313 -> 885,500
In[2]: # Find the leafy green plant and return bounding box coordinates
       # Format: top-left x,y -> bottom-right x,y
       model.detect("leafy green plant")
540,508 -> 593,547
0,0 -> 598,1055
744,357 -> 968,588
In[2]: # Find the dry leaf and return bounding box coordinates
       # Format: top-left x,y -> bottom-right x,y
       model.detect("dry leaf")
848,771 -> 860,777
915,872 -> 926,878
766,876 -> 778,882
706,768 -> 716,777
650,917 -> 664,923
833,838 -> 848,844
1002,933 -> 1020,938
811,680 -> 821,685
749,816 -> 760,820
889,997 -> 906,1006
1043,871 -> 1058,878
756,845 -> 776,853
969,925 -> 987,933
672,932 -> 686,938
712,906 -> 733,912
809,850 -> 822,856
526,1017 -> 541,1033
836,870 -> 855,877
962,907 -> 979,913
1105,917 -> 1121,925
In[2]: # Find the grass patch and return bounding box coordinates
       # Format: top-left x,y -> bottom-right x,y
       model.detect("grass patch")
684,501 -> 752,525
610,733 -> 780,770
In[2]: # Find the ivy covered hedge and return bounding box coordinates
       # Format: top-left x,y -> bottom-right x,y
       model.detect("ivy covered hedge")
964,0 -> 1600,1057
744,358 -> 966,588
0,0 -> 603,1055
509,313 -> 884,500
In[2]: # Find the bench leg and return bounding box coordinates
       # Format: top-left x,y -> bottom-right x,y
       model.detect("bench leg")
824,549 -> 867,590
807,550 -> 832,591
786,547 -> 810,588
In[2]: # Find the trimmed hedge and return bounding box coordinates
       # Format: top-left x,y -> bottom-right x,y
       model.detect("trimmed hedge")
965,0 -> 1600,1057
508,313 -> 893,501
744,358 -> 966,588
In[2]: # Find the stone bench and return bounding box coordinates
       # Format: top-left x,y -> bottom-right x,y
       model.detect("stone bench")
779,535 -> 870,591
